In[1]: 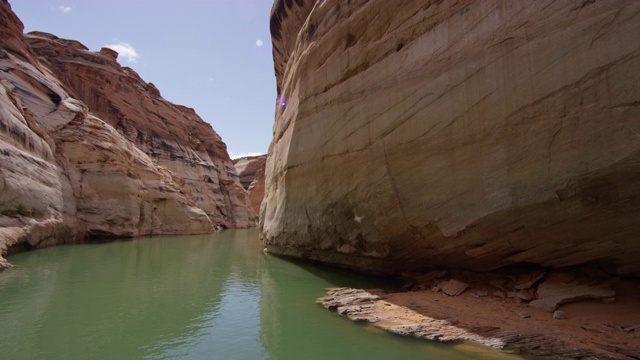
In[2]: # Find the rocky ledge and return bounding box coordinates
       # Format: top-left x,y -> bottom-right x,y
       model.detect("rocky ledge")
318,288 -> 508,350
319,280 -> 640,360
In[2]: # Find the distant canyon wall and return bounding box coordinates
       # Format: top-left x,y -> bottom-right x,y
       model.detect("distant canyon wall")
233,155 -> 266,214
0,0 -> 255,269
261,0 -> 640,275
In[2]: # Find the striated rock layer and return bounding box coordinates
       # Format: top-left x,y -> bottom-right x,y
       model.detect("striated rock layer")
0,0 -> 253,269
261,0 -> 640,276
26,31 -> 256,230
233,154 -> 266,213
233,155 -> 266,190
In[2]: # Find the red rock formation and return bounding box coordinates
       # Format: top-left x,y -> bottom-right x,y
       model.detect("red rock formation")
0,0 -> 254,268
26,31 -> 256,229
0,0 -> 34,63
261,0 -> 640,276
233,155 -> 266,189
0,0 -> 82,269
247,166 -> 266,214
233,155 -> 266,213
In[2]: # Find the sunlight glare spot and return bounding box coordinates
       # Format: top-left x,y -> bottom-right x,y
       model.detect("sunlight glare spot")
276,96 -> 288,108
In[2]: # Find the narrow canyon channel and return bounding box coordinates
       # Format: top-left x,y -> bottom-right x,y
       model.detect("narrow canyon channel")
0,229 -> 529,360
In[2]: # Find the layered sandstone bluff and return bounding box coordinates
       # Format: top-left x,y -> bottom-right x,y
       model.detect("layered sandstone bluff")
233,154 -> 266,213
261,0 -> 640,276
0,0 -> 255,268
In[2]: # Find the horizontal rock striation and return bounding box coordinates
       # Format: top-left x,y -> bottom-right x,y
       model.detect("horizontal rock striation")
0,0 -> 253,268
233,154 -> 266,213
233,155 -> 266,190
1,0 -> 81,268
317,288 -> 508,349
26,31 -> 256,230
261,0 -> 640,275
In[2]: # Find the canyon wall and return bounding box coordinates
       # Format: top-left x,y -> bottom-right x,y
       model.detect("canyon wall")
233,154 -> 266,213
26,32 -> 256,230
261,0 -> 640,276
0,0 -> 254,269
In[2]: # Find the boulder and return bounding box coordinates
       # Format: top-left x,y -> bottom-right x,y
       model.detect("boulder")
552,310 -> 567,320
439,279 -> 470,297
512,271 -> 546,290
529,280 -> 616,312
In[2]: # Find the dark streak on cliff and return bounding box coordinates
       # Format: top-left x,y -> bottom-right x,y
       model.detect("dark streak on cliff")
270,0 -> 316,94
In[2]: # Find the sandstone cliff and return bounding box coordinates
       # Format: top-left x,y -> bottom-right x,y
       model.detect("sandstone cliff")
233,154 -> 266,213
0,0 -> 253,269
261,0 -> 640,276
26,31 -> 256,230
233,155 -> 266,189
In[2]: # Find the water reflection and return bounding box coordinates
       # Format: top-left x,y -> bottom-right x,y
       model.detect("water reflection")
257,247 -> 513,360
0,230 -> 526,360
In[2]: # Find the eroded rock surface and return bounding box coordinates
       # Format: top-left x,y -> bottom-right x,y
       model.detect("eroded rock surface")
318,288 -> 507,349
233,155 -> 266,189
247,165 -> 266,214
0,0 -> 252,268
233,154 -> 266,214
25,31 -> 256,230
1,0 -> 83,268
261,0 -> 640,276
530,279 -> 616,312
318,287 -> 625,359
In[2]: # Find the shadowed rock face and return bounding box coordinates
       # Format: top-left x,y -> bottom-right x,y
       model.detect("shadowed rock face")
261,0 -> 640,276
0,0 -> 253,268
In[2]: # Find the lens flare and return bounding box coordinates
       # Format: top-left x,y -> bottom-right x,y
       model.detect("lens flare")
276,96 -> 288,108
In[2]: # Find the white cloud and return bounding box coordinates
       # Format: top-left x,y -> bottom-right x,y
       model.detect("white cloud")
59,6 -> 72,13
104,41 -> 140,63
229,151 -> 264,160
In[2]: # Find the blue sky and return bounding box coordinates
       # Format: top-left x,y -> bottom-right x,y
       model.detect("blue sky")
9,0 -> 276,158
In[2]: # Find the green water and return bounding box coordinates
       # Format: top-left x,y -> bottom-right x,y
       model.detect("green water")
0,229 -> 523,359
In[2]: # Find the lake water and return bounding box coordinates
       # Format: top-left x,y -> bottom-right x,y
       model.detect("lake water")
0,229 -> 524,359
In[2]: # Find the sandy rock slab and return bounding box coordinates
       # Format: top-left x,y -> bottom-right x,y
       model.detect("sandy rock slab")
318,288 -> 508,350
530,280 -> 616,312
317,287 -> 631,359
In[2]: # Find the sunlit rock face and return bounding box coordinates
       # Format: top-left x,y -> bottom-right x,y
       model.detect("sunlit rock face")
233,155 -> 266,213
26,31 -> 256,229
0,0 -> 252,268
261,0 -> 640,275
0,0 -> 83,268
